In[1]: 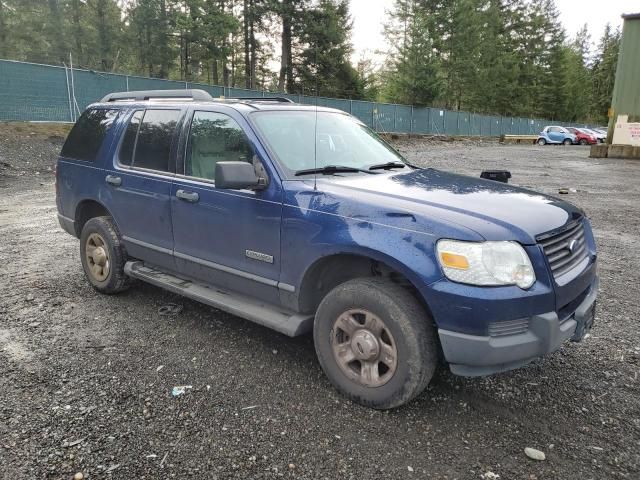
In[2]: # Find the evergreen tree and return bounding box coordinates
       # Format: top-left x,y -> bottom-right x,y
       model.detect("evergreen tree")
128,0 -> 175,77
355,56 -> 380,101
295,0 -> 362,98
562,25 -> 592,121
469,0 -> 520,115
0,0 -> 624,122
590,24 -> 620,124
382,0 -> 441,106
275,0 -> 304,92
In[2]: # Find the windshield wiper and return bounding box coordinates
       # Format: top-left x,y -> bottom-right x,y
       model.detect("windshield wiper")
368,161 -> 407,171
295,165 -> 379,176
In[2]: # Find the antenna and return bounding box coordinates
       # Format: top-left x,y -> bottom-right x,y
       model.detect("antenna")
313,45 -> 319,191
313,99 -> 318,191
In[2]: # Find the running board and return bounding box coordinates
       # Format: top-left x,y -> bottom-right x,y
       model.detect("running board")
124,261 -> 313,337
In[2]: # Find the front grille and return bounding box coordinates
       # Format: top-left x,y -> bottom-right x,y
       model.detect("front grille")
538,220 -> 589,278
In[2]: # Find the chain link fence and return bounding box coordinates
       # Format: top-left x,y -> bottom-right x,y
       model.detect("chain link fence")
0,59 -> 587,135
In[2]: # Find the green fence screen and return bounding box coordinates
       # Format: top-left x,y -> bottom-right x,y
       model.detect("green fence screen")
0,59 -> 587,135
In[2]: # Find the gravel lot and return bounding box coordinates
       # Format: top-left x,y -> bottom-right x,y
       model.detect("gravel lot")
1,124 -> 639,479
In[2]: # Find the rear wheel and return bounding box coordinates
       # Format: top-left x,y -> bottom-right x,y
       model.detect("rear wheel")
80,216 -> 130,294
579,138 -> 588,145
563,138 -> 572,145
314,277 -> 437,409
537,138 -> 546,146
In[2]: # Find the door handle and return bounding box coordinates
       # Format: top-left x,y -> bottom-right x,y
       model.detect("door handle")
176,189 -> 199,203
105,175 -> 122,187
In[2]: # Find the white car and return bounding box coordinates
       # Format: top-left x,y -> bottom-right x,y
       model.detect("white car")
581,128 -> 606,143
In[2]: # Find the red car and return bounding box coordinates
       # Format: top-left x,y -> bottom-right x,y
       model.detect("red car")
566,127 -> 597,145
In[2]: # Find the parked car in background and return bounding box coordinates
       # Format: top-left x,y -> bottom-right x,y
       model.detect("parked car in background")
566,127 -> 597,146
537,126 -> 576,145
584,128 -> 607,143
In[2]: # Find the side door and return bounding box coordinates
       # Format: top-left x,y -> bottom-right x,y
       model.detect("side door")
548,127 -> 562,143
171,107 -> 284,306
103,107 -> 184,271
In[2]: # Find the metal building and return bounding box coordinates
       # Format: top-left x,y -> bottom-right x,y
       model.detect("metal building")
607,13 -> 640,144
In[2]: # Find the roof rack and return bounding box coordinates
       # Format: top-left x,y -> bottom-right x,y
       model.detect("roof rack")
100,89 -> 214,103
230,96 -> 295,103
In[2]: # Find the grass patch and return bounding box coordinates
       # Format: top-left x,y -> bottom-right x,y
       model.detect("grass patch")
0,122 -> 72,140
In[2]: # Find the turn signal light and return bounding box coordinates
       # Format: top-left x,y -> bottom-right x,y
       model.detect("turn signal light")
439,252 -> 470,270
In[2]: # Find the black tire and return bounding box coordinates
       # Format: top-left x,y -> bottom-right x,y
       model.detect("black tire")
537,138 -> 546,146
314,277 -> 437,409
79,216 -> 130,294
563,138 -> 572,145
579,138 -> 588,146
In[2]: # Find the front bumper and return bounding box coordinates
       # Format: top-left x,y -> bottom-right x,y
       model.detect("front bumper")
439,275 -> 599,376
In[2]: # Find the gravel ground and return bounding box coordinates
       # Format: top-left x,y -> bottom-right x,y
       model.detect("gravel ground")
1,125 -> 639,479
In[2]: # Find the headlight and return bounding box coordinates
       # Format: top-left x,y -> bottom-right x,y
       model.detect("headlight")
436,240 -> 535,289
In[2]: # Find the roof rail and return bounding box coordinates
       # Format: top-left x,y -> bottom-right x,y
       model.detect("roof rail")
100,89 -> 213,103
230,96 -> 295,103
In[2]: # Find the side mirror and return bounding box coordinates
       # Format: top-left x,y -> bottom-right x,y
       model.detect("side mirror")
215,161 -> 266,190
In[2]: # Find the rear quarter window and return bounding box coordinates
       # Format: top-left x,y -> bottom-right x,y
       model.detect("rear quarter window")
61,108 -> 119,161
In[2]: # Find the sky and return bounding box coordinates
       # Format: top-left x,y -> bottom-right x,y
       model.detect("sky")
349,0 -> 640,64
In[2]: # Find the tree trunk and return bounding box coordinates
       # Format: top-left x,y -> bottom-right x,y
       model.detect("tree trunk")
96,0 -> 110,70
249,0 -> 256,89
222,30 -> 230,86
185,38 -> 191,80
147,28 -> 154,77
231,31 -> 237,87
278,1 -> 292,92
47,0 -> 66,63
212,59 -> 219,85
159,0 -> 169,78
243,0 -> 251,88
0,0 -> 8,57
179,35 -> 184,79
70,0 -> 84,63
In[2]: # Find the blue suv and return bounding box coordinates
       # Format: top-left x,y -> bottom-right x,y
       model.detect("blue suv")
56,90 -> 598,409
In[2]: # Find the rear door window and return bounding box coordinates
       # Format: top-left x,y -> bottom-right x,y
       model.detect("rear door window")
61,108 -> 118,161
119,110 -> 143,167
118,109 -> 181,173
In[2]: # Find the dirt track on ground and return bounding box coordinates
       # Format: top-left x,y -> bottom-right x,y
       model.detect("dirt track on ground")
0,125 -> 638,479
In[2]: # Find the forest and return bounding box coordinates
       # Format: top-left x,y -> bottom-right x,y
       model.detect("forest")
0,0 -> 621,123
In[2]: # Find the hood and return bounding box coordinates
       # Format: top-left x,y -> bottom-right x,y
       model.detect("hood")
320,168 -> 583,244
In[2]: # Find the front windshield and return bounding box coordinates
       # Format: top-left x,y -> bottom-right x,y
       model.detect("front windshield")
251,110 -> 406,176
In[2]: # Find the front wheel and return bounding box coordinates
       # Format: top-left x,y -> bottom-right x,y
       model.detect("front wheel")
314,278 -> 437,409
537,138 -> 546,146
579,138 -> 588,145
563,138 -> 573,145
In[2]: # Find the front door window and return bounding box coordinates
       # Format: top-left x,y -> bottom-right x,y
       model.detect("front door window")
185,111 -> 254,181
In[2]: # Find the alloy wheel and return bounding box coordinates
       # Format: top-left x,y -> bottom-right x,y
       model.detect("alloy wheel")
330,309 -> 398,387
85,232 -> 110,282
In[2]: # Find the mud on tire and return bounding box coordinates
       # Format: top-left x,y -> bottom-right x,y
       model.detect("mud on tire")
79,216 -> 130,294
314,277 -> 438,409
